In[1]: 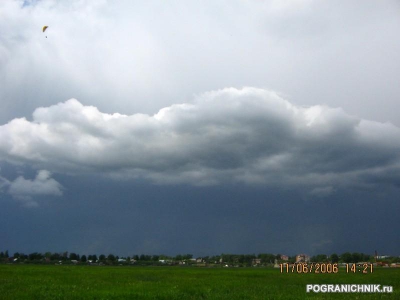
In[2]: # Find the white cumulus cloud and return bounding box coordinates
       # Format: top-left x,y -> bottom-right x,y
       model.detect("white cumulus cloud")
6,170 -> 63,207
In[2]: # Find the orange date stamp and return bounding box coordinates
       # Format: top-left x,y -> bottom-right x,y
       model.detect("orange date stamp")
279,263 -> 373,274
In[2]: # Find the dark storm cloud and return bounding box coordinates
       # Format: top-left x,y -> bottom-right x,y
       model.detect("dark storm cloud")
1,177 -> 399,256
0,87 -> 399,203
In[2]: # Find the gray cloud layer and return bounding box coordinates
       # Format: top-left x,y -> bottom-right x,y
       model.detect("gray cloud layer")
1,87 -> 399,194
1,0 -> 400,126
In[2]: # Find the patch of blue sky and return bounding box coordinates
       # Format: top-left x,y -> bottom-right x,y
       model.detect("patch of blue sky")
22,0 -> 39,8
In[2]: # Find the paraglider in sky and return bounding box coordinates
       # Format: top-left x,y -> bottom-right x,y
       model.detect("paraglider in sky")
42,26 -> 48,38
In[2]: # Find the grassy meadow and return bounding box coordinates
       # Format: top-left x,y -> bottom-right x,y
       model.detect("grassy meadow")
0,264 -> 398,299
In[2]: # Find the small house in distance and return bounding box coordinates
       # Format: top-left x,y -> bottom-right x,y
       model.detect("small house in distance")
280,255 -> 289,261
295,254 -> 310,263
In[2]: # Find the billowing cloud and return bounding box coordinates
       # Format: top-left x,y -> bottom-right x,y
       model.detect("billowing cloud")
5,170 -> 63,207
0,87 -> 399,193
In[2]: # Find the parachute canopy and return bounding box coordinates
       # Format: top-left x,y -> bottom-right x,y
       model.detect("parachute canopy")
42,26 -> 48,32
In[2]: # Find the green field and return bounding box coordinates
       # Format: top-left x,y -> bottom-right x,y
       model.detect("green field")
0,265 -> 398,299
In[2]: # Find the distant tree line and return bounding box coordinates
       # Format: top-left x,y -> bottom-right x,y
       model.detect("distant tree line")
1,250 -> 398,266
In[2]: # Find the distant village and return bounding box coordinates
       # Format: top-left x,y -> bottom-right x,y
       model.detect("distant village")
1,250 -> 399,267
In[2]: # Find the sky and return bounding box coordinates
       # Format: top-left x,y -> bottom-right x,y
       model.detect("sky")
0,0 -> 399,258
